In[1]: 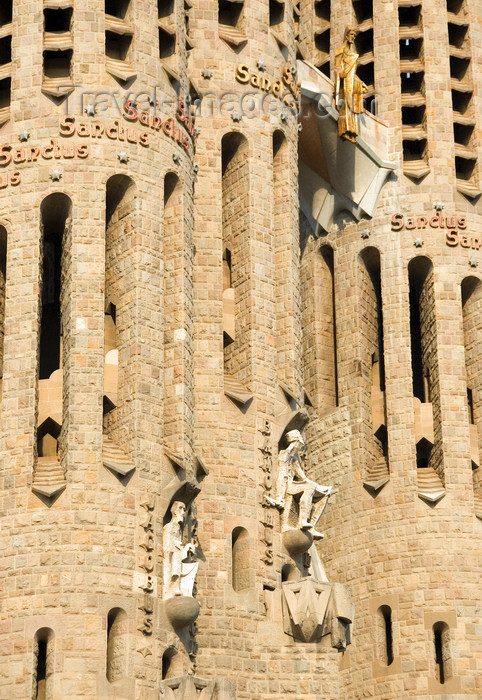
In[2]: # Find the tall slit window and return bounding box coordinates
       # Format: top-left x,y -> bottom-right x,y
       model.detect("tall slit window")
33,628 -> 54,700
104,0 -> 135,84
313,0 -> 330,77
0,0 -> 12,124
0,225 -> 7,387
106,608 -> 128,683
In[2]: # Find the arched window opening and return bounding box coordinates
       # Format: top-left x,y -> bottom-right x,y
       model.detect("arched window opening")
162,647 -> 184,680
106,608 -> 128,683
222,133 -> 249,384
320,245 -> 337,407
39,194 -> 71,380
433,622 -> 452,685
461,276 -> 482,509
0,225 -> 7,385
231,527 -> 250,592
33,628 -> 54,700
103,176 -> 136,478
408,256 -> 433,403
377,605 -> 393,666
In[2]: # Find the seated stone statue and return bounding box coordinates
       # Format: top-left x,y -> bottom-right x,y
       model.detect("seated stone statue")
265,430 -> 332,539
163,501 -> 198,599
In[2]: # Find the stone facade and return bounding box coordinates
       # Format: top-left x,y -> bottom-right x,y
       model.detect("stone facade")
0,1 -> 480,699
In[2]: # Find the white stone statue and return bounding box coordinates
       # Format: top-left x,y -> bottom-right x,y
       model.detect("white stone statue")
163,501 -> 198,599
265,430 -> 332,539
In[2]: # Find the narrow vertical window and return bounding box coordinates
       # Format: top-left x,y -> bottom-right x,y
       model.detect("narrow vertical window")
232,527 -> 250,592
105,0 -> 135,84
221,133 -> 251,404
314,0 -> 331,77
377,605 -> 393,666
33,195 -> 71,501
0,0 -> 12,125
33,628 -> 54,700
218,0 -> 247,49
106,608 -> 128,683
433,622 -> 452,685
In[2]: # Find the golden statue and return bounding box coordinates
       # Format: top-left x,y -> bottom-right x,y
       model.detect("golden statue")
334,27 -> 367,143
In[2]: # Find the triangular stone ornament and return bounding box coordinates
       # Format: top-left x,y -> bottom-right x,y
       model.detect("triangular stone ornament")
160,675 -> 235,699
32,456 -> 66,499
103,434 -> 135,476
364,458 -> 390,492
417,467 -> 445,504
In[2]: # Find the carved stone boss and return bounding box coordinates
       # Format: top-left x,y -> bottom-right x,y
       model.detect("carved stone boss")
138,495 -> 155,638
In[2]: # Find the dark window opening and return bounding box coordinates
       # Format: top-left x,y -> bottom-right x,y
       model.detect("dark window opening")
315,29 -> 330,54
403,138 -> 427,160
399,37 -> 423,60
270,0 -> 284,26
44,8 -> 72,33
446,0 -> 464,14
105,0 -> 130,19
453,122 -> 474,146
317,60 -> 330,78
321,245 -> 338,407
448,22 -> 468,48
314,0 -> 330,21
158,0 -> 175,18
0,77 -> 11,109
402,105 -> 425,126
358,62 -> 374,88
408,257 -> 432,401
467,388 -> 474,424
0,3 -> 12,27
434,626 -> 445,684
455,155 -> 476,181
159,27 -> 176,58
105,32 -> 131,61
379,605 -> 394,666
36,640 -> 47,699
0,36 -> 11,65
219,0 -> 243,27
401,71 -> 424,93
450,55 -> 470,81
353,0 -> 372,23
398,4 -> 421,27
43,50 -> 72,79
355,29 -> 373,57
451,88 -> 472,114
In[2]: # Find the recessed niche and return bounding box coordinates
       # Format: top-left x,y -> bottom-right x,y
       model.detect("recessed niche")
455,155 -> 476,180
451,88 -> 472,114
0,3 -> 12,27
269,0 -> 284,26
159,27 -> 176,58
448,22 -> 468,49
44,8 -> 72,33
105,31 -> 132,61
399,37 -> 423,60
402,105 -> 425,126
0,36 -> 11,66
219,0 -> 243,27
401,71 -> 424,93
453,122 -> 474,146
43,50 -> 72,80
355,29 -> 373,56
450,55 -> 470,81
315,29 -> 330,54
398,4 -> 421,27
105,0 -> 130,20
158,0 -> 175,18
314,0 -> 330,21
403,138 -> 427,160
353,0 -> 372,23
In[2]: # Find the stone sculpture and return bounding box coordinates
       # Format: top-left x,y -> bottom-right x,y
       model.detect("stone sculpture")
265,429 -> 331,539
163,501 -> 198,599
334,27 -> 367,143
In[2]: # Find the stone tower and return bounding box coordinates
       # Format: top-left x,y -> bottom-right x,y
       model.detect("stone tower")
0,1 -> 480,699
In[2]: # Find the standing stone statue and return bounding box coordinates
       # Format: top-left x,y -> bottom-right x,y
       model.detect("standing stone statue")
334,27 -> 367,143
265,430 -> 332,539
163,501 -> 198,599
